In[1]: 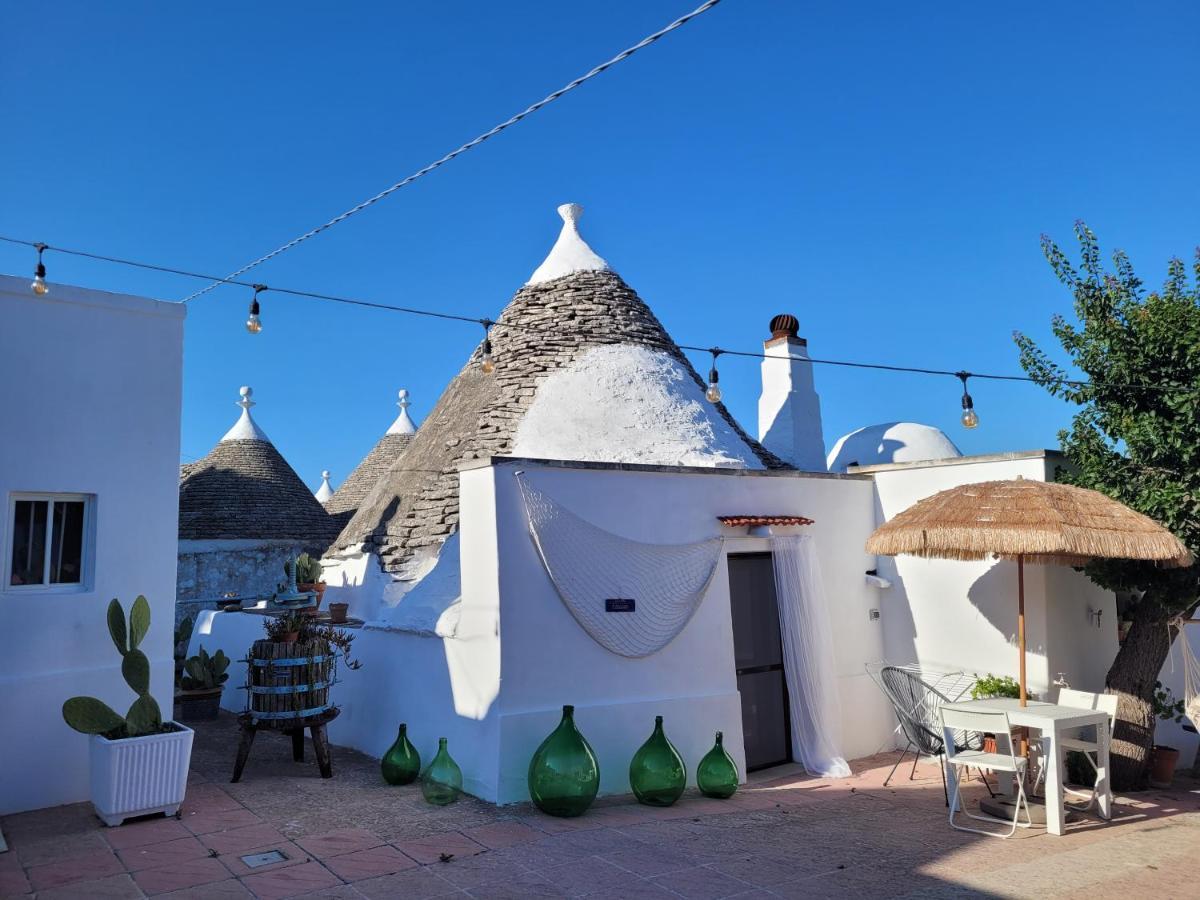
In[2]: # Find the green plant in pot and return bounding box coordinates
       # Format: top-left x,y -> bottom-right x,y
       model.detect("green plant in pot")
970,675 -> 1033,755
176,645 -> 230,722
173,615 -> 193,689
62,596 -> 194,826
1149,681 -> 1186,788
288,553 -> 326,613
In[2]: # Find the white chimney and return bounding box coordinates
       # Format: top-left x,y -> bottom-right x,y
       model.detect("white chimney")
757,315 -> 826,471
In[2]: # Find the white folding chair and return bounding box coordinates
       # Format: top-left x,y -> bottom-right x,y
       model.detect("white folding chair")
1033,688 -> 1118,808
940,707 -> 1033,838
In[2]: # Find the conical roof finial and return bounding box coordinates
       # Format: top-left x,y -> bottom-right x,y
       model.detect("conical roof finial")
315,470 -> 335,502
220,385 -> 270,442
387,388 -> 417,435
526,203 -> 610,285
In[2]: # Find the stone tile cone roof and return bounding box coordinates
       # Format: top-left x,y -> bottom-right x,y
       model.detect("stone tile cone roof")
334,267 -> 787,576
180,438 -> 338,547
324,431 -> 415,531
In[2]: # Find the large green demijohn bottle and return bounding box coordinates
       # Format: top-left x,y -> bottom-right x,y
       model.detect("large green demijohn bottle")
420,738 -> 463,806
528,705 -> 600,817
381,724 -> 421,785
629,716 -> 686,807
696,731 -> 739,799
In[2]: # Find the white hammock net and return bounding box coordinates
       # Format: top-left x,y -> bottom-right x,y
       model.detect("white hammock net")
1172,620 -> 1200,728
516,474 -> 724,658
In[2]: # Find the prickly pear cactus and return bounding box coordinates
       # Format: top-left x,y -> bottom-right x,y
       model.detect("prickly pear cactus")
63,596 -> 163,738
181,646 -> 230,691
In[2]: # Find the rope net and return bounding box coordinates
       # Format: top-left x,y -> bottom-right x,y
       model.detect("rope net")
516,474 -> 723,658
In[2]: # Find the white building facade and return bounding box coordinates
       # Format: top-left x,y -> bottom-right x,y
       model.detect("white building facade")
0,274 -> 185,815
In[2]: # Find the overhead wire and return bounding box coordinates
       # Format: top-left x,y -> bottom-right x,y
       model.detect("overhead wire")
176,0 -> 726,303
1,232 -> 1185,397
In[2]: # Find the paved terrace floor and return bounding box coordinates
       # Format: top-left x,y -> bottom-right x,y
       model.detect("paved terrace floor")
3,713 -> 1199,899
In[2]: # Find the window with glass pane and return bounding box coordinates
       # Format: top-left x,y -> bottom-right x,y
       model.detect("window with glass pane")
8,495 -> 91,588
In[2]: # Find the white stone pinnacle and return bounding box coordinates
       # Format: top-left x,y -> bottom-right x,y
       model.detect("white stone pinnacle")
387,388 -> 417,435
526,203 -> 611,285
220,385 -> 271,442
315,470 -> 335,502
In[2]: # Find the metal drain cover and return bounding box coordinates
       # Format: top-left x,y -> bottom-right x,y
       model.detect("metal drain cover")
240,849 -> 289,869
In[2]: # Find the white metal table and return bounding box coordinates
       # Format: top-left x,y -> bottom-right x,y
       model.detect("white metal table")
941,698 -> 1112,836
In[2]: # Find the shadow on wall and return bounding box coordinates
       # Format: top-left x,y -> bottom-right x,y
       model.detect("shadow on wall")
967,561 -> 1043,656
828,437 -> 906,472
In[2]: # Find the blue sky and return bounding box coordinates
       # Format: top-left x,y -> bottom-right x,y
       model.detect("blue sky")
4,1 -> 1199,488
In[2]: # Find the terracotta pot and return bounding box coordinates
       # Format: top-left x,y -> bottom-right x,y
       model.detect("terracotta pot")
298,582 -> 326,616
281,631 -> 299,644
329,602 -> 349,624
1150,745 -> 1180,788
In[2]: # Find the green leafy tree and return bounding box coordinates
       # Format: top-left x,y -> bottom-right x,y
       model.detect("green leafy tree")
1014,222 -> 1200,789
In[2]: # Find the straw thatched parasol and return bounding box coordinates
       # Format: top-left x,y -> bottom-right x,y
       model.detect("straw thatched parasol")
866,477 -> 1192,704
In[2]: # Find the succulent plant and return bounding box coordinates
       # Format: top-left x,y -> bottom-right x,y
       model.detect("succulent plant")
293,553 -> 323,584
62,596 -> 164,738
181,645 -> 230,691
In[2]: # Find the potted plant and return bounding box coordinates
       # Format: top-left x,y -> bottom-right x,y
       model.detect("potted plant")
173,615 -> 193,689
62,596 -> 193,827
970,674 -> 1030,755
290,553 -> 326,614
329,602 -> 349,624
264,610 -> 308,644
1149,680 -> 1186,788
176,645 -> 230,722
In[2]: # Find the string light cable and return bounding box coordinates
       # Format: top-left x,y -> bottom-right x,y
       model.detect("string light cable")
177,0 -> 725,303
2,233 -> 1188,414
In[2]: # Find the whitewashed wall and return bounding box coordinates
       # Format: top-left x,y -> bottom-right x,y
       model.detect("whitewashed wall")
860,452 -> 1120,710
0,275 -> 185,814
476,458 -> 891,804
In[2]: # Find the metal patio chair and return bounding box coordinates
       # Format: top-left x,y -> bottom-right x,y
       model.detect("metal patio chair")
877,665 -> 995,806
942,706 -> 1033,838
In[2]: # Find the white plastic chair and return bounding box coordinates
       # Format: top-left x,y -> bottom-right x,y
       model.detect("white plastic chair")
941,707 -> 1032,838
1033,688 -> 1118,807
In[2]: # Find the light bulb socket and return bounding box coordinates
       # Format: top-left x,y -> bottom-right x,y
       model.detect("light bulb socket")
708,367 -> 719,385
956,371 -> 974,410
249,298 -> 260,316
34,262 -> 46,279
482,337 -> 493,357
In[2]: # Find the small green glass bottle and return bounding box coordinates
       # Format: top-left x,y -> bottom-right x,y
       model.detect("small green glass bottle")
381,724 -> 421,785
420,737 -> 463,806
528,705 -> 600,817
696,731 -> 739,799
629,716 -> 686,807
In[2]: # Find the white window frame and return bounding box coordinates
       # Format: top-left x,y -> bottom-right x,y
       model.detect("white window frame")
5,492 -> 96,593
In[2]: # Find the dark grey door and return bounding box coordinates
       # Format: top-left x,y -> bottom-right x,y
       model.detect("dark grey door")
728,553 -> 791,770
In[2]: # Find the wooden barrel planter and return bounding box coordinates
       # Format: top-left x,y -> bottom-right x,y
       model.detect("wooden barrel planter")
246,639 -> 336,723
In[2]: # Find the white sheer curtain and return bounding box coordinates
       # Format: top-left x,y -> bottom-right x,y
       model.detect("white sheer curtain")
771,534 -> 851,778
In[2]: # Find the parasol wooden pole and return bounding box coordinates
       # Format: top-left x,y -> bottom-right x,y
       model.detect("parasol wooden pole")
1017,554 -> 1027,707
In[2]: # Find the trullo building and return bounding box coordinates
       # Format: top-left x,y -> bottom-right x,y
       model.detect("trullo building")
195,203 -> 1125,805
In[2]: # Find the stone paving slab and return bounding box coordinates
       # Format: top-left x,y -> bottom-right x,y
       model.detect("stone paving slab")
2,711 -> 1199,898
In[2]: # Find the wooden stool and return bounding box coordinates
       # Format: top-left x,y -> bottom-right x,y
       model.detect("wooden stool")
231,708 -> 340,782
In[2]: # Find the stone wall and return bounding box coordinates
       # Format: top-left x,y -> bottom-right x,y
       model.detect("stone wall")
176,540 -> 306,626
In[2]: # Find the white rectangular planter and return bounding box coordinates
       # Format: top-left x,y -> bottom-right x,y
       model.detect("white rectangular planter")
89,723 -> 194,826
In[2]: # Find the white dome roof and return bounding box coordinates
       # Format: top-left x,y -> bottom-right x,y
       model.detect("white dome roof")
826,422 -> 961,473
511,344 -> 764,469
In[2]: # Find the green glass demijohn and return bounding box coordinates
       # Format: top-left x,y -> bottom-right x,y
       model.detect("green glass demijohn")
528,705 -> 600,817
381,723 -> 421,786
629,716 -> 687,807
420,737 -> 463,806
696,731 -> 739,799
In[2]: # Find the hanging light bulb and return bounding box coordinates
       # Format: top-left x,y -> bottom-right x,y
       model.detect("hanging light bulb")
478,320 -> 495,374
30,243 -> 48,295
957,372 -> 979,429
706,348 -> 723,403
245,285 -> 265,334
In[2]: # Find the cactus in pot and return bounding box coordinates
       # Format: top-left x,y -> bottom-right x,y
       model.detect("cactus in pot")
289,552 -> 327,612
61,595 -> 195,826
63,596 -> 164,739
181,646 -> 230,692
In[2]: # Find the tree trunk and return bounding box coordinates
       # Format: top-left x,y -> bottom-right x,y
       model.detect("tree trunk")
1104,591 -> 1171,790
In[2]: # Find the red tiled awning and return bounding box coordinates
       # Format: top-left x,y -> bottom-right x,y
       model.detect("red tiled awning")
717,515 -> 814,527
